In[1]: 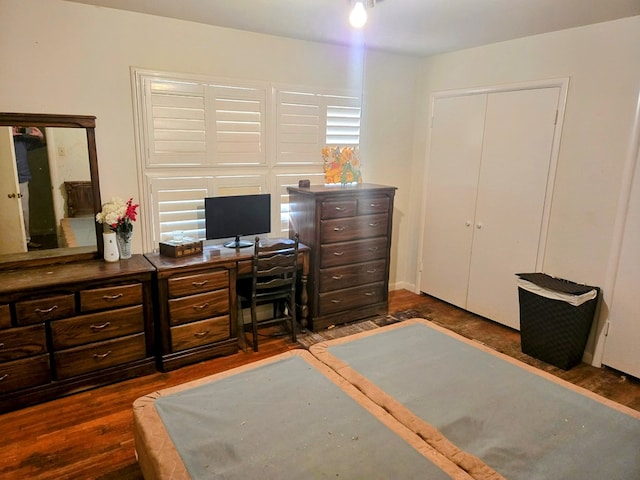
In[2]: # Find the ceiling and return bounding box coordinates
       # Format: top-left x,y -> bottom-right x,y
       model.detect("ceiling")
65,0 -> 640,57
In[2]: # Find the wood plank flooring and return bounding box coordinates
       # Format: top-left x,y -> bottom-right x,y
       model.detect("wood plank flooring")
1,290 -> 638,479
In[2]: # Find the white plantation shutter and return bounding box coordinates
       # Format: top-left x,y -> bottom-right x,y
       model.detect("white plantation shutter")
326,95 -> 361,145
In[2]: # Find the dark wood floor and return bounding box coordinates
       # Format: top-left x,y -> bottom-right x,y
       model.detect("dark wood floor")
1,290 -> 638,479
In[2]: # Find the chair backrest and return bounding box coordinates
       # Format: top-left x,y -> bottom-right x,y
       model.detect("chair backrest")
251,234 -> 299,296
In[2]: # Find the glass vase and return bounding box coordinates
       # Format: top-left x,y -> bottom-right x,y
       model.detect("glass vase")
116,231 -> 133,260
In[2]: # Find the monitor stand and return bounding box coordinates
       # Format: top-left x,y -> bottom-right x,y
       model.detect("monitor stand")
223,236 -> 253,249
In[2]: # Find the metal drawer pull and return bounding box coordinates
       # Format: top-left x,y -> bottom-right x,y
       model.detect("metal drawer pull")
102,293 -> 123,301
368,222 -> 379,227
334,206 -> 345,211
35,305 -> 58,315
333,226 -> 345,232
192,280 -> 209,287
193,303 -> 210,311
366,269 -> 377,274
332,275 -> 344,280
368,247 -> 379,252
194,331 -> 210,338
0,343 -> 4,349
365,291 -> 376,296
331,299 -> 342,304
93,351 -> 112,360
0,374 -> 8,382
90,322 -> 111,331
370,203 -> 379,207
332,251 -> 344,256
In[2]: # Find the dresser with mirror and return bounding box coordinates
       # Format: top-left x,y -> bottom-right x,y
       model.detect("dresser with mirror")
0,113 -> 156,413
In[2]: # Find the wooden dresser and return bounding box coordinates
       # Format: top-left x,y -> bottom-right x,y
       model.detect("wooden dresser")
287,183 -> 396,331
144,252 -> 238,371
0,255 -> 156,413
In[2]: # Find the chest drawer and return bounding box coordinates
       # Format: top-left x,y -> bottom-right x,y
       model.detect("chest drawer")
169,289 -> 229,326
0,355 -> 51,394
168,270 -> 229,298
80,283 -> 142,312
321,199 -> 357,219
53,333 -> 146,380
171,316 -> 230,351
321,214 -> 388,243
15,294 -> 75,325
0,305 -> 10,329
357,196 -> 390,215
320,237 -> 388,269
319,260 -> 387,293
51,305 -> 144,350
318,282 -> 386,316
0,324 -> 47,362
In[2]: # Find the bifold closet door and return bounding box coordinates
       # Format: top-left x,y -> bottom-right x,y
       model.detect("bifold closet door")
421,87 -> 560,329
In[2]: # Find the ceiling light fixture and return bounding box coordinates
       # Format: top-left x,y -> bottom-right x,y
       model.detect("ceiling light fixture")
349,0 -> 368,28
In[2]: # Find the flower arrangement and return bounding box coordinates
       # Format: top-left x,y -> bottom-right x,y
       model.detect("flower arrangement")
322,146 -> 362,185
96,197 -> 139,236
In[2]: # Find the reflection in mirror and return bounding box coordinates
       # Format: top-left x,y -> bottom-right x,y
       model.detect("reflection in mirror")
0,113 -> 101,268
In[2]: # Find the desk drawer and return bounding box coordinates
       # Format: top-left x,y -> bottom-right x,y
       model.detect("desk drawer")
80,283 -> 142,312
0,304 -> 10,329
319,260 -> 387,293
51,305 -> 144,349
0,324 -> 47,362
321,199 -> 357,219
54,333 -> 146,380
16,294 -> 75,325
357,196 -> 390,215
321,214 -> 388,243
168,270 -> 229,298
320,237 -> 388,268
0,354 -> 51,394
169,289 -> 229,326
171,316 -> 230,351
318,282 -> 386,316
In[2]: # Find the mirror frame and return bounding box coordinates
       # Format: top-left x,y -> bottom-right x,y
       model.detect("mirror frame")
0,112 -> 103,269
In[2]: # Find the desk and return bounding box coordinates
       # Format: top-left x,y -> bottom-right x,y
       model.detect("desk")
145,240 -> 309,371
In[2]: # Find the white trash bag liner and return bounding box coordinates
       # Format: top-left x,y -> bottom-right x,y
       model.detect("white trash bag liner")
517,278 -> 598,307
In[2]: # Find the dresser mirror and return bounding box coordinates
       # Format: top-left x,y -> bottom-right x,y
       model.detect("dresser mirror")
0,113 -> 102,268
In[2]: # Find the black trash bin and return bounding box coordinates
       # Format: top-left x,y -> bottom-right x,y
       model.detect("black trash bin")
516,273 -> 600,370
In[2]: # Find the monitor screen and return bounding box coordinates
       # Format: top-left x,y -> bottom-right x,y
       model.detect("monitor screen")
204,194 -> 271,248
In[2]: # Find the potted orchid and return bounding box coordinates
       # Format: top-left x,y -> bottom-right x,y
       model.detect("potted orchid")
96,197 -> 139,259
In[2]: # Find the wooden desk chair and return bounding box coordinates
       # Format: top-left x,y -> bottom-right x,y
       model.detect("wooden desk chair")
237,234 -> 299,352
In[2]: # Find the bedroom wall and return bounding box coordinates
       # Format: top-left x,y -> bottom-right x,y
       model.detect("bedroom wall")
0,0 -> 420,288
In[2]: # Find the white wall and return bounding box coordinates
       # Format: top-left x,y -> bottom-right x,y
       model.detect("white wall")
0,0 -> 419,285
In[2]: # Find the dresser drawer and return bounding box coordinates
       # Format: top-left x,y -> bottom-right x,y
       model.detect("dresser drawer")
321,214 -> 388,243
168,270 -> 229,298
320,237 -> 388,268
318,282 -> 386,316
0,324 -> 47,362
0,354 -> 51,394
321,199 -> 357,219
54,333 -> 147,380
15,294 -> 75,325
357,196 -> 390,215
0,304 -> 10,329
171,316 -> 230,352
319,260 -> 387,293
80,283 -> 142,312
51,305 -> 144,350
169,289 -> 229,326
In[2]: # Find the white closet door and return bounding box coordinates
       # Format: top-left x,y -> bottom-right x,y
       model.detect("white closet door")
466,87 -> 560,328
602,154 -> 640,378
420,94 -> 486,308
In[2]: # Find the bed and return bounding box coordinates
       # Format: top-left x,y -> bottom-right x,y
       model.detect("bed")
133,320 -> 640,480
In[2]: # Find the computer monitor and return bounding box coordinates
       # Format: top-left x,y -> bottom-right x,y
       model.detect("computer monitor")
204,194 -> 271,248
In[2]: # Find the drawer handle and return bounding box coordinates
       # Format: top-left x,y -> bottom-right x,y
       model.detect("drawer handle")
0,374 -> 8,382
192,280 -> 209,287
364,291 -> 376,296
93,350 -> 112,360
368,222 -> 379,227
90,322 -> 111,331
368,247 -> 379,252
102,293 -> 124,301
333,226 -> 345,232
334,206 -> 346,211
193,303 -> 210,311
0,343 -> 4,349
194,330 -> 210,338
331,299 -> 342,304
332,251 -> 344,257
35,305 -> 58,315
366,269 -> 377,274
331,275 -> 344,280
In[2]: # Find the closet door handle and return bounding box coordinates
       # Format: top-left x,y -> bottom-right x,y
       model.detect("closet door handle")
476,223 -> 483,229
465,221 -> 472,227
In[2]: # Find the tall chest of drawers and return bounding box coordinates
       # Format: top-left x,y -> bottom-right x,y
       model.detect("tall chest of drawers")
0,255 -> 156,413
287,184 -> 396,331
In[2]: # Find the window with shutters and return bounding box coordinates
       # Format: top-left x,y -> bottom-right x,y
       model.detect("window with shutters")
132,69 -> 361,252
